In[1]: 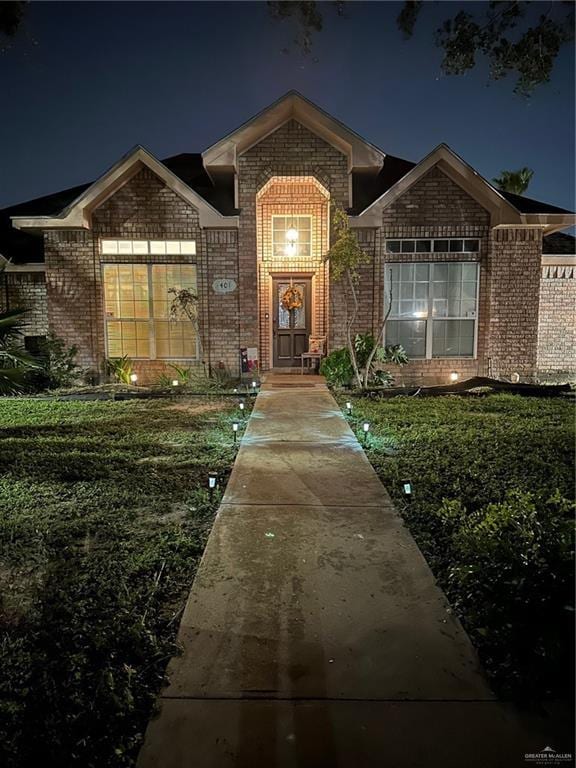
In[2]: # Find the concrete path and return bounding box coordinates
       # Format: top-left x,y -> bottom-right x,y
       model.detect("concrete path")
138,375 -> 551,768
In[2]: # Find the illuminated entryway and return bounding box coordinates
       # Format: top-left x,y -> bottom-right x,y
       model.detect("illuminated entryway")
256,176 -> 330,370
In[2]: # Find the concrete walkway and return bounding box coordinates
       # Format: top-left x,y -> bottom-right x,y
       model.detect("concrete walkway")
138,375 -> 549,768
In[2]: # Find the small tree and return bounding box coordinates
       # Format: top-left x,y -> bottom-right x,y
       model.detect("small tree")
168,287 -> 205,369
325,204 -> 397,389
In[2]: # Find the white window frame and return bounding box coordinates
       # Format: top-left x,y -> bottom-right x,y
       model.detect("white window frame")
102,263 -> 199,361
384,261 -> 480,359
271,215 -> 313,260
101,239 -> 196,256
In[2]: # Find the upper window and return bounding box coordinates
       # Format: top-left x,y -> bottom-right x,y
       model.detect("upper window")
386,238 -> 480,254
272,216 -> 312,259
103,264 -> 198,359
385,262 -> 479,358
101,239 -> 196,256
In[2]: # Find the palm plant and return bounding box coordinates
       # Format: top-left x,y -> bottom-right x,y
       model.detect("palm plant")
0,307 -> 36,393
492,167 -> 534,195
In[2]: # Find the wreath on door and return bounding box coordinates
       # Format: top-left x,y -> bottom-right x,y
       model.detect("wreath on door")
281,285 -> 303,311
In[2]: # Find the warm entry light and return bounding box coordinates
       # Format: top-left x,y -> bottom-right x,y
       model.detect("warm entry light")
450,371 -> 459,383
130,373 -> 138,383
284,227 -> 299,257
208,472 -> 218,490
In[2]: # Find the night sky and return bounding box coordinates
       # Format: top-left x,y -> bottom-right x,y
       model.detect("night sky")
1,1 -> 574,212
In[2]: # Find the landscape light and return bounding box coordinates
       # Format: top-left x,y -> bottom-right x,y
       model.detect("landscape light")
172,379 -> 179,387
402,480 -> 413,496
510,372 -> 520,383
130,373 -> 138,383
208,472 -> 218,490
251,381 -> 257,390
233,387 -> 238,394
346,401 -> 352,414
239,401 -> 245,412
232,421 -> 239,442
362,421 -> 370,433
449,371 -> 459,383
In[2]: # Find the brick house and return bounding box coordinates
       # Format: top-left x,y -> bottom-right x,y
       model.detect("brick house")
1,91 -> 575,384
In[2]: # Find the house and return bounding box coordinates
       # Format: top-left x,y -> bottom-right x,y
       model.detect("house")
1,91 -> 575,384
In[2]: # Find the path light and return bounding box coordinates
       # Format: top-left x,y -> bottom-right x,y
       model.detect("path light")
402,480 -> 413,497
345,401 -> 352,415
510,372 -> 520,383
172,379 -> 179,387
239,400 -> 245,412
233,387 -> 238,394
449,371 -> 459,383
362,421 -> 370,445
232,420 -> 239,443
130,373 -> 138,384
208,472 -> 218,490
251,380 -> 257,392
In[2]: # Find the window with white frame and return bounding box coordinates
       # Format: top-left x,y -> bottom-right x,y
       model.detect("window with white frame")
272,216 -> 312,259
385,262 -> 479,358
386,238 -> 480,254
101,239 -> 196,256
103,264 -> 198,359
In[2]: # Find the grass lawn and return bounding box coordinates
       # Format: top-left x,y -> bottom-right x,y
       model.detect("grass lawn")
341,393 -> 575,705
0,396 -> 248,768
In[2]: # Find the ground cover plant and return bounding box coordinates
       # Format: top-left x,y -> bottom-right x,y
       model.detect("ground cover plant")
0,396 -> 249,767
341,393 -> 575,705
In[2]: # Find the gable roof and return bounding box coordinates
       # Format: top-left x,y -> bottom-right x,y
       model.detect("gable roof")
202,90 -> 385,174
10,146 -> 239,233
542,231 -> 576,254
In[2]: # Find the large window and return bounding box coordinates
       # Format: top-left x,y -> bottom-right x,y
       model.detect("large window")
272,216 -> 312,259
103,264 -> 197,359
385,262 -> 478,358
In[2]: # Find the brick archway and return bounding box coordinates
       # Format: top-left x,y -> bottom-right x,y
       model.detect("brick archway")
256,176 -> 330,370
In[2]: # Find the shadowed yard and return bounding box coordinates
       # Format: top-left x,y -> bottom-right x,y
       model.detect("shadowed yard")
340,393 -> 575,706
0,397 -> 247,768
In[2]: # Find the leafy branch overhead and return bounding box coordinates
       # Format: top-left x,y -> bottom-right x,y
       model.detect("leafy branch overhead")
268,0 -> 574,95
492,167 -> 534,195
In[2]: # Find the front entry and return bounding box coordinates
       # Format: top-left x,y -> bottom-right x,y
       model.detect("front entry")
272,277 -> 311,367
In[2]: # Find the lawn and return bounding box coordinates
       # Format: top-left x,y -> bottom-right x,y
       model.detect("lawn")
0,396 -> 248,768
341,393 -> 575,705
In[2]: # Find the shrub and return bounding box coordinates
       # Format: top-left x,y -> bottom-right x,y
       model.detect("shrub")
320,347 -> 354,386
106,356 -> 134,385
320,336 -> 408,388
28,333 -> 84,390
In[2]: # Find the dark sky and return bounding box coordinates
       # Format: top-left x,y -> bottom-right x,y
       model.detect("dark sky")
1,1 -> 574,211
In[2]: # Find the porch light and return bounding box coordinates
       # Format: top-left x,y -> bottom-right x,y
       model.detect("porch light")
208,472 -> 218,490
232,421 -> 239,443
402,480 -> 413,497
345,401 -> 352,414
130,373 -> 138,383
284,227 -> 298,257
172,379 -> 179,387
449,371 -> 459,383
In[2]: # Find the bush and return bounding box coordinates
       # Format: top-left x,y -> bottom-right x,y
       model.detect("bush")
27,333 -> 84,390
320,347 -> 354,386
106,355 -> 134,385
320,335 -> 408,388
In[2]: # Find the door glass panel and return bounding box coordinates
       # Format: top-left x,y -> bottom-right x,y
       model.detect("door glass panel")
277,283 -> 290,329
292,283 -> 306,329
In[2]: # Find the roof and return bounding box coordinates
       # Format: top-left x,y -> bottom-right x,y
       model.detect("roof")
542,231 -> 576,254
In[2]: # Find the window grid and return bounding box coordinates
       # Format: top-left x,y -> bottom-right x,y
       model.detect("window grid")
103,263 -> 198,360
101,239 -> 196,256
271,216 -> 312,259
386,238 -> 480,255
385,262 -> 479,358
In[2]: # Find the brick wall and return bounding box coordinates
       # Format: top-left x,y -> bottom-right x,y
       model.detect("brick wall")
238,119 -> 349,369
1,271 -> 48,338
536,264 -> 576,380
486,227 -> 542,380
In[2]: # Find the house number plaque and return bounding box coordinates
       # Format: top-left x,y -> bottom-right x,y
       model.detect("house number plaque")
212,278 -> 237,294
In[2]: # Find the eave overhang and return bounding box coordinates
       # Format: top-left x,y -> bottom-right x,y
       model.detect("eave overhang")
11,146 -> 239,232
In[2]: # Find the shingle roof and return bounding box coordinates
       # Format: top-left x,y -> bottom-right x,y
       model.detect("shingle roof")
542,231 -> 576,254
0,150 -> 572,264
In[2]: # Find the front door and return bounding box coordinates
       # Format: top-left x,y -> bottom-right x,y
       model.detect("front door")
272,277 -> 311,367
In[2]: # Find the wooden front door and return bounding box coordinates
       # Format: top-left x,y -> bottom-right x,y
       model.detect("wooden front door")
272,277 -> 311,367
